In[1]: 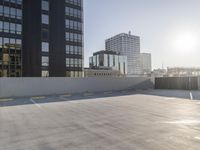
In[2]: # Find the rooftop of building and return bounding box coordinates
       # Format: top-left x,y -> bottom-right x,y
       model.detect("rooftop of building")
105,31 -> 140,41
93,50 -> 120,56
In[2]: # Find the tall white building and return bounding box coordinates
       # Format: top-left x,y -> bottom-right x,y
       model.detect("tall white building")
105,32 -> 141,75
140,53 -> 152,75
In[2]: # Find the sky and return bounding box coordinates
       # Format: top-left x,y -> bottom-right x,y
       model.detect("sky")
83,0 -> 200,69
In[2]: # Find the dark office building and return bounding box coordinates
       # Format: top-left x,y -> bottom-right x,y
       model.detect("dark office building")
0,0 -> 83,77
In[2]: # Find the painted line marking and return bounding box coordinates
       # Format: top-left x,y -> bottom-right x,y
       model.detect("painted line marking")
121,91 -> 129,93
0,98 -> 14,102
84,92 -> 93,96
194,136 -> 200,140
31,96 -> 46,100
165,97 -> 176,100
104,91 -> 113,95
60,94 -> 71,97
30,99 -> 41,108
190,92 -> 193,100
162,120 -> 200,125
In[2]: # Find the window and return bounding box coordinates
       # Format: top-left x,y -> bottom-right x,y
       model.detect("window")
65,7 -> 82,18
10,23 -> 15,33
66,58 -> 70,67
70,59 -> 74,67
0,37 -> 3,47
16,0 -> 22,5
42,71 -> 49,77
4,6 -> 9,17
10,8 -> 15,18
16,24 -> 21,34
4,22 -> 9,33
0,21 -> 3,32
42,0 -> 49,11
65,19 -> 69,28
42,14 -> 49,24
16,9 -> 22,19
0,5 -> 3,15
16,39 -> 21,45
42,42 -> 49,52
65,32 -> 70,40
42,56 -> 49,66
66,45 -> 70,54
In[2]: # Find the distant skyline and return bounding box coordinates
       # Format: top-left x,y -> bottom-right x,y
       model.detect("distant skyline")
84,0 -> 200,69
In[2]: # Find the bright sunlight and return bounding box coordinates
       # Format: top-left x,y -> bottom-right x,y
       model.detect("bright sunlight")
174,31 -> 198,53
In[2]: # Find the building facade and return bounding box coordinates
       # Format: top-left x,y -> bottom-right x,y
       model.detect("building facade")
0,0 -> 83,77
89,50 -> 127,75
140,53 -> 151,75
84,68 -> 121,77
105,32 -> 141,76
0,0 -> 22,77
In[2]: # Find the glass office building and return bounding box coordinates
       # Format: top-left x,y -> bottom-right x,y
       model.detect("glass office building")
65,0 -> 83,77
0,0 -> 83,77
89,50 -> 127,75
0,0 -> 22,77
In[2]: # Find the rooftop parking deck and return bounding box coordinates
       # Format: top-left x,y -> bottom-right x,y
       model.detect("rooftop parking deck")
0,90 -> 200,150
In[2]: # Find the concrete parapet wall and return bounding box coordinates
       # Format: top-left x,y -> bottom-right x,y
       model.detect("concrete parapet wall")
155,77 -> 199,90
0,77 -> 154,98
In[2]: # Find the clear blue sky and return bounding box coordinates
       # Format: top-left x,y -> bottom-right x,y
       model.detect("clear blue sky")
84,0 -> 200,69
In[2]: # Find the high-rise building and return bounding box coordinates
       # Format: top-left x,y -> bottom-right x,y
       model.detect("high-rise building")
0,0 -> 23,77
89,50 -> 127,75
105,32 -> 141,76
140,53 -> 151,75
0,0 -> 84,77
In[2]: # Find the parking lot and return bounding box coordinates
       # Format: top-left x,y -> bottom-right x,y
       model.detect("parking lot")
0,90 -> 200,150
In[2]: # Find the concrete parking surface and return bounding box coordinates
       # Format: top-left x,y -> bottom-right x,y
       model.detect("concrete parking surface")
0,90 -> 200,150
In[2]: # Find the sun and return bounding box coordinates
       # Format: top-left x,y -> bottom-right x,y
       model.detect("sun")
174,32 -> 198,53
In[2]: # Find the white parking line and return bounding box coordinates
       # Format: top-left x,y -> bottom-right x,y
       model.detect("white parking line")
190,92 -> 193,100
194,136 -> 200,140
165,97 -> 176,100
30,99 -> 42,108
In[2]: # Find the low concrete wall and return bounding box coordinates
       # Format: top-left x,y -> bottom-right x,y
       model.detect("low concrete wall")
0,77 -> 154,98
198,77 -> 200,90
155,77 -> 199,90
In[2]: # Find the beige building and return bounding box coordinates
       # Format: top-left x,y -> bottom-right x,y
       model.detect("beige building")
84,68 -> 123,77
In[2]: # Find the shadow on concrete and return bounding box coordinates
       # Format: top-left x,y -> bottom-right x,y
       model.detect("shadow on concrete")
140,89 -> 200,100
1,89 -> 199,108
0,79 -> 155,107
0,90 -> 140,107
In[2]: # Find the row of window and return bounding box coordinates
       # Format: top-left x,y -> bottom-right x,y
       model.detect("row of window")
65,32 -> 82,42
66,58 -> 83,67
65,0 -> 82,7
65,7 -> 82,19
0,21 -> 22,34
3,0 -> 22,5
41,1 -> 49,69
42,57 -> 83,68
0,5 -> 22,19
65,19 -> 82,31
66,71 -> 83,77
0,37 -> 22,47
66,45 -> 82,55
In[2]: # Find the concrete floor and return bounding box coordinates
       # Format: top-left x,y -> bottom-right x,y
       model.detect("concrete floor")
0,90 -> 200,150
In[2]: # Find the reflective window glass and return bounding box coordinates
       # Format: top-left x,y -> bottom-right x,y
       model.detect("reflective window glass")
42,14 -> 49,24
42,0 -> 49,11
42,42 -> 49,52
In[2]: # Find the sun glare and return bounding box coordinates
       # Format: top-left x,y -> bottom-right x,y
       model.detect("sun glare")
174,32 -> 198,53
